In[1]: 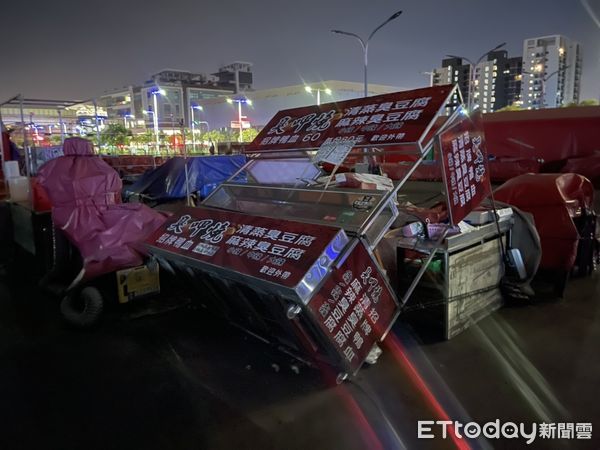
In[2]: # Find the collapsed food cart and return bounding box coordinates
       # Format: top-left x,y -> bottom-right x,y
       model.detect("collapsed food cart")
145,85 -> 511,379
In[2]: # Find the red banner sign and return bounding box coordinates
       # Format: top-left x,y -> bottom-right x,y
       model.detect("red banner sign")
437,112 -> 491,225
308,242 -> 398,373
246,85 -> 454,152
145,206 -> 343,288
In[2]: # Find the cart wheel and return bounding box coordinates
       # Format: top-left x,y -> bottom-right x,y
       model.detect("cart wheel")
336,372 -> 348,385
61,286 -> 104,328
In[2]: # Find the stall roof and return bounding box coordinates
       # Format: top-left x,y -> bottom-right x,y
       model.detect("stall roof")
245,84 -> 458,155
0,96 -> 83,109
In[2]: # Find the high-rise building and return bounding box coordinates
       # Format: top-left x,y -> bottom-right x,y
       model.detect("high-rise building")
212,62 -> 254,93
472,50 -> 523,113
98,63 -> 250,130
432,51 -> 523,113
520,35 -> 582,109
432,57 -> 470,108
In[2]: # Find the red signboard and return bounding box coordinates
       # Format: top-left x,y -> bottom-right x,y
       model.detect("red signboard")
146,206 -> 343,288
308,242 -> 398,374
437,112 -> 491,225
246,85 -> 455,152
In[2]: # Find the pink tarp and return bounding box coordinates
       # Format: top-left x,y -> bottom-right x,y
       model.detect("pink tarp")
38,137 -> 167,279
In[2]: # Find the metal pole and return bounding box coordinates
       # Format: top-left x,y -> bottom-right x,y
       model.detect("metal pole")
93,99 -> 101,151
170,114 -> 175,156
58,109 -> 65,142
191,106 -> 196,153
317,89 -> 321,106
364,44 -> 368,97
19,95 -> 32,185
238,101 -> 243,143
0,107 -> 6,193
331,10 -> 402,100
469,64 -> 475,111
152,94 -> 159,154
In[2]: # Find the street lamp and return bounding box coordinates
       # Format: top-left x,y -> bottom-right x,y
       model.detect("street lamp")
123,113 -> 135,128
446,42 -> 506,111
142,109 -> 158,154
331,10 -> 403,97
227,97 -> 252,143
522,65 -> 570,109
148,88 -> 165,152
421,71 -> 435,86
304,85 -> 332,105
190,104 -> 203,152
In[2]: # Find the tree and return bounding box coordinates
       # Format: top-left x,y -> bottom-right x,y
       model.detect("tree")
101,123 -> 132,148
495,103 -> 523,112
241,127 -> 259,143
49,135 -> 63,146
203,129 -> 229,144
562,99 -> 599,107
578,99 -> 599,106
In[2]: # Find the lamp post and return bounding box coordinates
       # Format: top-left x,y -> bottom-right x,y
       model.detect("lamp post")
190,104 -> 203,153
421,71 -> 435,86
331,10 -> 402,97
446,42 -> 506,111
304,85 -> 332,105
522,65 -> 570,109
148,88 -> 165,153
143,109 -> 158,154
227,97 -> 252,143
123,113 -> 135,128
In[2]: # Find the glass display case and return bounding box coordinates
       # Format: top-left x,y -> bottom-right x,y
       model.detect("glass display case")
203,156 -> 399,249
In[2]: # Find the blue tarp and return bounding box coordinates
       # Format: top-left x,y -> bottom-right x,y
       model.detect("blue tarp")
124,155 -> 246,201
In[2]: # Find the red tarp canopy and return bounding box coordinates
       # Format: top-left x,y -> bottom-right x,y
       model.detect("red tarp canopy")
482,106 -> 600,162
494,173 -> 594,272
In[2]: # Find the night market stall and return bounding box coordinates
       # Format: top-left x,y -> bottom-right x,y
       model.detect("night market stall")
144,85 -> 520,379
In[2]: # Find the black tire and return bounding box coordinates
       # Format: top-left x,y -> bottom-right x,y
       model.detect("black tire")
61,286 -> 104,328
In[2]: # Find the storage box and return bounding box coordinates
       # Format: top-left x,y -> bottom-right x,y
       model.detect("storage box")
8,176 -> 30,202
116,264 -> 160,304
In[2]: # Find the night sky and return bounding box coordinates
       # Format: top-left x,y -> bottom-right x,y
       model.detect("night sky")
1,0 -> 598,101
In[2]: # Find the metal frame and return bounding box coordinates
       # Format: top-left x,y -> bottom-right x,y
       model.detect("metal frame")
203,86 -> 461,253
298,236 -> 401,376
204,183 -> 396,240
152,85 -> 472,374
149,224 -> 350,305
